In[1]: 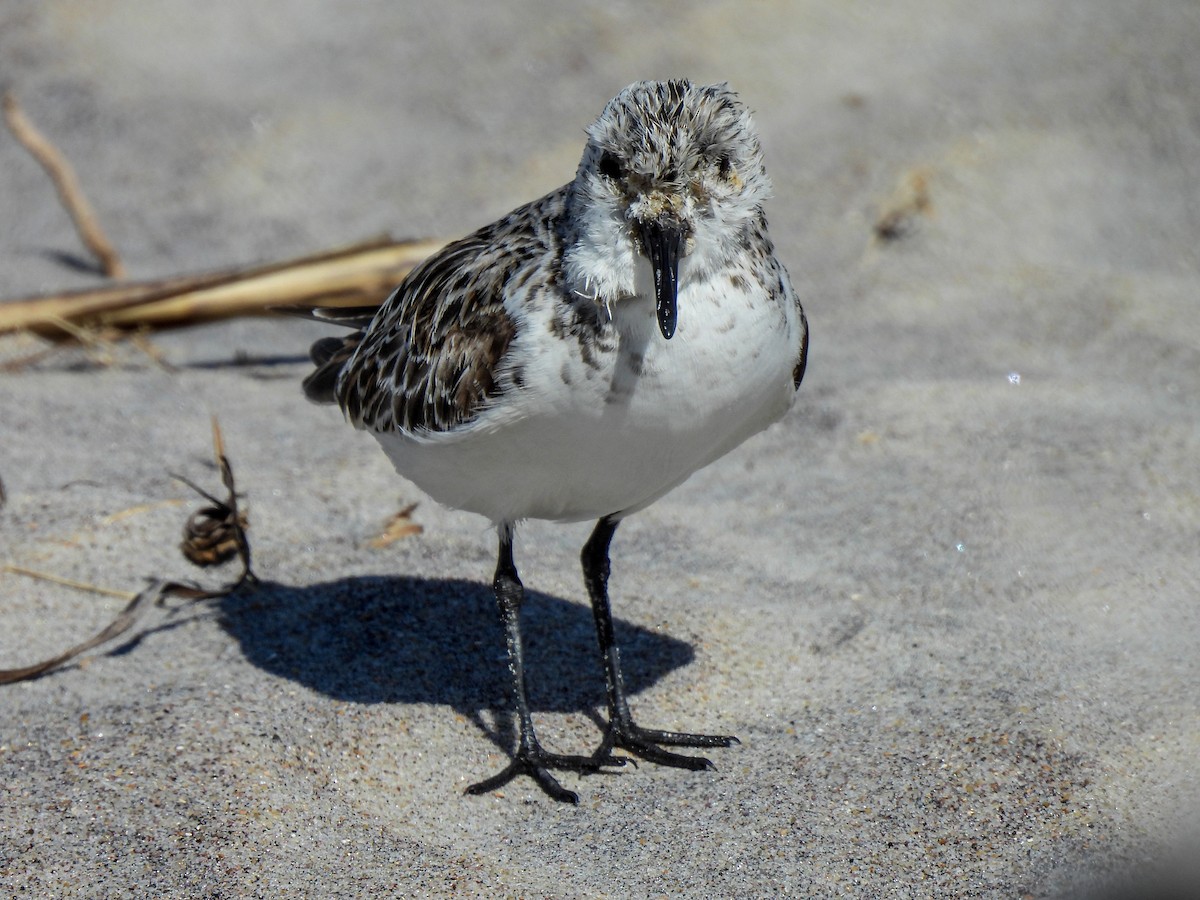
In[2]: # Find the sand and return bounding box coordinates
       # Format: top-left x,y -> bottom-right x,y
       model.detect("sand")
2,2 -> 1198,896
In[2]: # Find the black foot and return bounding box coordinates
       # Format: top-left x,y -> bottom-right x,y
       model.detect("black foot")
596,719 -> 740,770
466,746 -> 626,804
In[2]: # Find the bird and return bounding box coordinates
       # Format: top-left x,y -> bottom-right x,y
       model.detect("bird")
296,79 -> 808,803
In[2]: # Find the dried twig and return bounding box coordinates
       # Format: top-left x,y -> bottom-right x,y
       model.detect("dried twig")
0,347 -> 55,372
0,235 -> 444,340
0,578 -> 224,684
3,92 -> 126,278
1,322 -> 178,372
173,419 -> 254,574
26,314 -> 119,366
0,418 -> 256,684
126,331 -> 177,371
367,502 -> 424,548
1,564 -> 138,601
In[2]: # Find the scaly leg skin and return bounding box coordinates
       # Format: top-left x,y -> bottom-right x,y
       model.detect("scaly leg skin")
582,516 -> 740,770
466,523 -> 625,803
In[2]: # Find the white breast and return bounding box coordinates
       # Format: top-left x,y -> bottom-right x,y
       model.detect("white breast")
373,269 -> 800,524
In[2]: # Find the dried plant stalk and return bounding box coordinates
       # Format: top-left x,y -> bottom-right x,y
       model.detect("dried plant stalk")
174,418 -> 255,576
0,418 -> 256,684
0,236 -> 444,340
367,502 -> 424,548
3,92 -> 126,278
1,564 -> 138,601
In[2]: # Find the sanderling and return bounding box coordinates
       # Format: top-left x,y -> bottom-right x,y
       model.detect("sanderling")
298,79 -> 808,802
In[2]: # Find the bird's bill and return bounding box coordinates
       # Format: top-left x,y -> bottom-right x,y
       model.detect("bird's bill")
638,221 -> 684,340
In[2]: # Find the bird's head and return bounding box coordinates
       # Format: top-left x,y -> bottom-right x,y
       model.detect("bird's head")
565,79 -> 772,340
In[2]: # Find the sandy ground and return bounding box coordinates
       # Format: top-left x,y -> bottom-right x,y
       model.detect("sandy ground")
2,1 -> 1199,897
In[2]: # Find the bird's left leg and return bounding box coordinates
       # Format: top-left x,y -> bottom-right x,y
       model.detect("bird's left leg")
581,516 -> 739,769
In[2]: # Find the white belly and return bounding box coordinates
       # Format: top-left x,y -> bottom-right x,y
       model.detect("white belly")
373,278 -> 800,524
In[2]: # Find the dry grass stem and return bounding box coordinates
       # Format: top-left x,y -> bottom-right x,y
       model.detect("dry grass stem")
368,502 -> 424,548
2,564 -> 139,601
0,419 -> 257,684
3,92 -> 126,278
175,418 -> 255,576
0,236 -> 445,341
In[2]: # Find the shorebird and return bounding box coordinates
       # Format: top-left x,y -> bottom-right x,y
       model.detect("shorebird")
297,79 -> 808,802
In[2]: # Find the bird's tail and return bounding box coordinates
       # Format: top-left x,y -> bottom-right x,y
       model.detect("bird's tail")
274,305 -> 377,405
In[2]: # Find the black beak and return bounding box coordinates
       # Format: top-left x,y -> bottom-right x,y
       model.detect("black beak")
638,221 -> 684,340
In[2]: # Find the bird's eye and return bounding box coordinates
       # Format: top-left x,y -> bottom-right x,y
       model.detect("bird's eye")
716,153 -> 734,178
598,151 -> 623,180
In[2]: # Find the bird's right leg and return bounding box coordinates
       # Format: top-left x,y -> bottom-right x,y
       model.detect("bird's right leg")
466,523 -> 624,803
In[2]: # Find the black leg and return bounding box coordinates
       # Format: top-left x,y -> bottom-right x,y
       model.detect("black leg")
582,516 -> 739,770
466,523 -> 623,803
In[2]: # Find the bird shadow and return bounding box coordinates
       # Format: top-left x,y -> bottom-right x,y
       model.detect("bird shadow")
209,575 -> 695,734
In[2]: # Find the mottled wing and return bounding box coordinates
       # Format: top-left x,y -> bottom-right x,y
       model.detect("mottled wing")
792,302 -> 809,389
746,213 -> 809,391
333,189 -> 565,436
769,250 -> 807,390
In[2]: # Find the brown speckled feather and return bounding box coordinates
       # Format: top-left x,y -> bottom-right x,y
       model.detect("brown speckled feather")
324,188 -> 569,435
